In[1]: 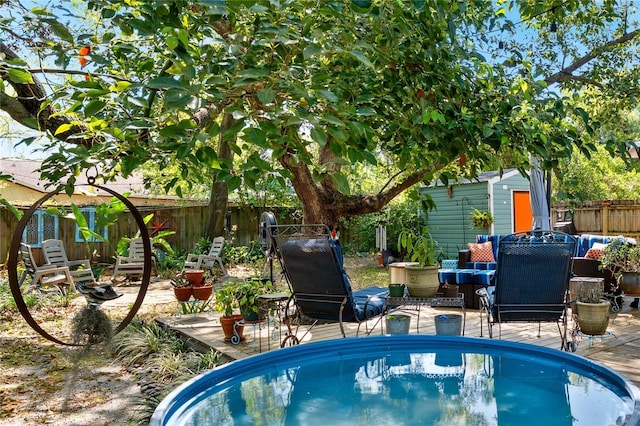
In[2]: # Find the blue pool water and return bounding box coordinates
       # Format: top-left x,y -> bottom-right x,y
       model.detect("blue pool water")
151,335 -> 640,425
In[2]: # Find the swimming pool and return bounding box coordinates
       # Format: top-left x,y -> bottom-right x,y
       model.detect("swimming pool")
151,335 -> 640,425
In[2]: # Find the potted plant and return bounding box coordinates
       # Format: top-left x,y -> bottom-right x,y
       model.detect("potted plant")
171,275 -> 192,302
397,227 -> 442,297
192,273 -> 214,301
469,209 -> 494,229
574,279 -> 610,336
600,238 -> 640,295
385,314 -> 411,334
388,283 -> 405,298
233,278 -> 275,322
214,284 -> 245,343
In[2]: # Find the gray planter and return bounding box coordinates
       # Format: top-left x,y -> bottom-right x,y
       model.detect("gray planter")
385,314 -> 411,334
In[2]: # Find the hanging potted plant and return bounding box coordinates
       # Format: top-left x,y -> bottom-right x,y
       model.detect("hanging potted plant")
171,275 -> 192,302
397,227 -> 442,298
600,238 -> 640,295
469,209 -> 494,229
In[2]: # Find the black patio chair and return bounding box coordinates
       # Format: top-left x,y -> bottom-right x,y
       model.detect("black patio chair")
476,230 -> 577,351
270,223 -> 387,346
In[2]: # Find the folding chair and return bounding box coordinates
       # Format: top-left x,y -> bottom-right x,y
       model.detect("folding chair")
476,230 -> 577,351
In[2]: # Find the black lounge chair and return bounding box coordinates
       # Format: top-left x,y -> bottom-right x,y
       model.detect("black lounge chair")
271,223 -> 387,346
476,230 -> 577,351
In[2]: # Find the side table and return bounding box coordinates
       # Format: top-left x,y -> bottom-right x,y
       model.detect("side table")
384,294 -> 466,335
257,292 -> 290,352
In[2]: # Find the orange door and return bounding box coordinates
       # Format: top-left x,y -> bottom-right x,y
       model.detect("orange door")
513,191 -> 533,232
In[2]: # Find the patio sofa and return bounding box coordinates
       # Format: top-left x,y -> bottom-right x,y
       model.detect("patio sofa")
439,232 -> 582,310
438,235 -> 502,309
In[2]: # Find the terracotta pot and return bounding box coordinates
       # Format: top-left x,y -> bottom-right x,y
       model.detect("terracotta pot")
220,314 -> 245,343
193,285 -> 213,301
173,286 -> 193,302
184,270 -> 204,286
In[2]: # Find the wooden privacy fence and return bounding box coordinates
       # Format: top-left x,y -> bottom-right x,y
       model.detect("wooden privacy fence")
553,200 -> 640,240
0,205 -> 299,267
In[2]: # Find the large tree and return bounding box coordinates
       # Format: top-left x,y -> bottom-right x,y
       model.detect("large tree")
1,0 -> 638,232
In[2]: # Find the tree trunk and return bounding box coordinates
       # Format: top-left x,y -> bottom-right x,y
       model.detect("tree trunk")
204,112 -> 235,239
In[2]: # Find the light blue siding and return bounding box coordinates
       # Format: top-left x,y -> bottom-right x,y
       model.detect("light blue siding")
419,170 -> 531,259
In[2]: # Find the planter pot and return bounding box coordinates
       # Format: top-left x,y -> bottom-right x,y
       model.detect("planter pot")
576,300 -> 610,336
619,272 -> 640,296
241,306 -> 266,323
405,265 -> 440,298
173,286 -> 193,302
434,314 -> 462,336
388,283 -> 405,298
184,270 -> 204,286
385,315 -> 411,334
443,285 -> 459,298
220,314 -> 245,343
388,262 -> 419,285
193,285 -> 213,301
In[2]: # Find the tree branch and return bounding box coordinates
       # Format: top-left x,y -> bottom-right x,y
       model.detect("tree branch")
545,29 -> 640,86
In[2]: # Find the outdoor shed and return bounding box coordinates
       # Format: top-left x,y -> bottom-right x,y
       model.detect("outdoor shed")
419,169 -> 534,259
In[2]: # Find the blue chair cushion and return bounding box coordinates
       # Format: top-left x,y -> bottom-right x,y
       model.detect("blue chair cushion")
465,261 -> 497,270
350,286 -> 387,321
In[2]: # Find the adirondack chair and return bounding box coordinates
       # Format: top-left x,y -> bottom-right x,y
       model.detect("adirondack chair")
476,230 -> 577,351
42,239 -> 121,303
183,236 -> 226,276
112,237 -> 153,282
18,243 -> 73,293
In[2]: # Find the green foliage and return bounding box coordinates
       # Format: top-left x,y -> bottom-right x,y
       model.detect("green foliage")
215,278 -> 275,316
469,209 -> 494,229
3,0 -> 622,226
340,200 -> 421,254
600,238 -> 640,275
397,227 -> 442,267
224,242 -> 263,265
555,145 -> 640,204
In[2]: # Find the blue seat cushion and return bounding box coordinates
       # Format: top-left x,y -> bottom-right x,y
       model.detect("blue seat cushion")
438,269 -> 477,285
349,286 -> 388,321
473,270 -> 495,286
465,261 -> 497,270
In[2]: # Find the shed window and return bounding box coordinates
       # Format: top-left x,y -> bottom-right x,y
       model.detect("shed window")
75,207 -> 109,242
22,211 -> 58,247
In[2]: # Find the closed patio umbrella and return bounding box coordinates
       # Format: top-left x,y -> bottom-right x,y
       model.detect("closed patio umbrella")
530,158 -> 551,231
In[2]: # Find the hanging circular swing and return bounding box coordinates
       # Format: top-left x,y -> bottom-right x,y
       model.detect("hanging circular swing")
7,175 -> 151,346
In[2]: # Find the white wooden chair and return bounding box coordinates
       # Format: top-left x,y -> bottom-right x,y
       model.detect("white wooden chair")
112,237 -> 154,282
183,236 -> 226,276
42,239 -> 92,278
19,243 -> 73,293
